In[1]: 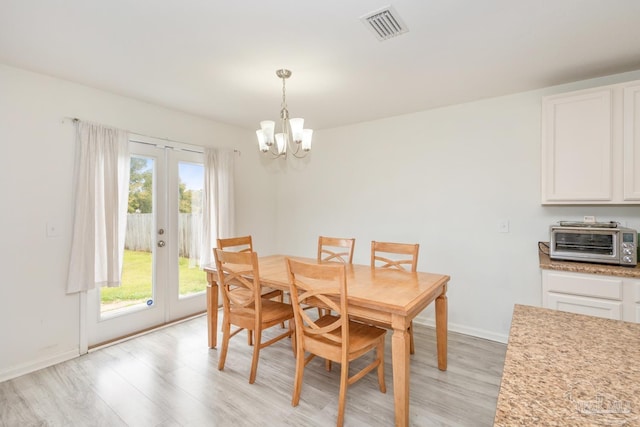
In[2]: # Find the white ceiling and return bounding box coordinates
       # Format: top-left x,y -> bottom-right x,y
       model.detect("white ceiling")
1,0 -> 640,131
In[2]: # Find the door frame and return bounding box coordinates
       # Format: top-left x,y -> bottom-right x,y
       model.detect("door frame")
80,135 -> 207,352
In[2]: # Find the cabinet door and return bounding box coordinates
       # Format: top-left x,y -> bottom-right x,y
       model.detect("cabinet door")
547,292 -> 623,320
634,281 -> 640,323
624,84 -> 640,200
541,89 -> 612,202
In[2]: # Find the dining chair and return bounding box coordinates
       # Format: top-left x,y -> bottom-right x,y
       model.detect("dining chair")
213,248 -> 295,384
285,258 -> 386,427
371,240 -> 419,272
370,240 -> 420,354
217,236 -> 283,299
317,236 -> 356,264
217,236 -> 284,345
315,236 -> 356,322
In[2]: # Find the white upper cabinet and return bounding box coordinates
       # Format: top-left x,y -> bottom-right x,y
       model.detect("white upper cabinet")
624,83 -> 640,201
541,79 -> 640,204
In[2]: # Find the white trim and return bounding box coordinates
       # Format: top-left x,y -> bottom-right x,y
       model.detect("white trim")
414,318 -> 509,344
0,350 -> 79,383
79,290 -> 88,354
88,312 -> 206,352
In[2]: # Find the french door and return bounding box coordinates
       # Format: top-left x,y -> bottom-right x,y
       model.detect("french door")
85,138 -> 207,348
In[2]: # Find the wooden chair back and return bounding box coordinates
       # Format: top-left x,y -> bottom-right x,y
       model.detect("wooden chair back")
371,241 -> 419,272
217,235 -> 253,253
317,236 -> 355,264
213,249 -> 261,323
287,258 -> 348,353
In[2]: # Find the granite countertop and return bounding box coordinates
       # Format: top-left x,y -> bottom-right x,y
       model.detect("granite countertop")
538,243 -> 640,279
494,304 -> 640,426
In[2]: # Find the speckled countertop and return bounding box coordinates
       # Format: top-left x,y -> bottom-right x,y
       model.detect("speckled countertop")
494,304 -> 640,426
539,243 -> 640,279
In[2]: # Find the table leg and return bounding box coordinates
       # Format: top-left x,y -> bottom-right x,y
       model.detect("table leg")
391,318 -> 410,427
206,276 -> 218,349
435,291 -> 448,371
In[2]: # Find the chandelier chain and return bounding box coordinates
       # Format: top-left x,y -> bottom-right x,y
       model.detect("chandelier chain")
281,76 -> 288,116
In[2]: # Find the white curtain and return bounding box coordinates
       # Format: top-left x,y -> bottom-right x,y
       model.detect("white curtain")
200,148 -> 235,266
66,122 -> 130,294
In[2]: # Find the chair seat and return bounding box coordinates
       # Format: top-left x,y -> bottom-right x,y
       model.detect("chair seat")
230,298 -> 293,324
260,299 -> 294,323
309,315 -> 386,354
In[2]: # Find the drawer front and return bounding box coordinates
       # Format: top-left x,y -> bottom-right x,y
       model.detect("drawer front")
543,270 -> 623,300
547,293 -> 623,320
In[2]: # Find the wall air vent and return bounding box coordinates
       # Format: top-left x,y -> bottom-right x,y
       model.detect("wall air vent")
361,6 -> 408,41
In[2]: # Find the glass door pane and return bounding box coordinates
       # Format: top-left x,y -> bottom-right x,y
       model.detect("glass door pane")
86,141 -> 167,347
166,149 -> 207,320
177,161 -> 207,297
101,155 -> 155,316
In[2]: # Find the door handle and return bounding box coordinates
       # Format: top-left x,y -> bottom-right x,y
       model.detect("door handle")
158,240 -> 166,247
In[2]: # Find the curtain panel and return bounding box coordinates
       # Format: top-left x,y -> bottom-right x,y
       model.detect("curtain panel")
200,148 -> 235,267
66,122 -> 130,294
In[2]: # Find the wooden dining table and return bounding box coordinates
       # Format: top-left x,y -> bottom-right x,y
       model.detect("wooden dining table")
203,255 -> 450,427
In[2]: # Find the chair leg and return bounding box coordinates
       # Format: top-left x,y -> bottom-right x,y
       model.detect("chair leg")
337,361 -> 349,427
376,339 -> 386,393
218,316 -> 230,371
249,328 -> 261,384
409,321 -> 415,355
247,329 -> 253,346
290,321 -> 296,356
280,292 -> 286,328
291,341 -> 305,407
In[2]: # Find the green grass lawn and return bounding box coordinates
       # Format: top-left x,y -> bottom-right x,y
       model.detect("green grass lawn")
101,250 -> 207,308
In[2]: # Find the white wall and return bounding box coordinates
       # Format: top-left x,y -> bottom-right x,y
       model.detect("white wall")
0,64 -> 272,381
273,69 -> 640,343
2,62 -> 640,382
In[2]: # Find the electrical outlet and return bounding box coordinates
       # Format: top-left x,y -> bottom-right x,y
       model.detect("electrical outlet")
498,220 -> 510,233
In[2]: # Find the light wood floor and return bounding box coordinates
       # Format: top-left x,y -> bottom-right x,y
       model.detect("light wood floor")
0,312 -> 506,426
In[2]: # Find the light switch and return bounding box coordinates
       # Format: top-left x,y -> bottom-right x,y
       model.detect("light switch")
498,220 -> 510,233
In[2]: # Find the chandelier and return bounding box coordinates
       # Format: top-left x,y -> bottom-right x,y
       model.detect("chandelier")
256,69 -> 313,159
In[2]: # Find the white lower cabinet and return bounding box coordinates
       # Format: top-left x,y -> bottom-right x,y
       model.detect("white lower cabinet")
542,269 -> 639,323
634,281 -> 640,323
546,293 -> 622,320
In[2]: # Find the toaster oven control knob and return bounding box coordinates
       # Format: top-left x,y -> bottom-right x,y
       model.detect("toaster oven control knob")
623,248 -> 633,255
623,255 -> 633,263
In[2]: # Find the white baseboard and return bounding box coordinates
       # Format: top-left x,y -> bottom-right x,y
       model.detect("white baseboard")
0,349 -> 79,383
415,318 -> 509,344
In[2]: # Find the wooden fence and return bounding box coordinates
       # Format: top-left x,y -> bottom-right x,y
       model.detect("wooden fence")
125,213 -> 203,258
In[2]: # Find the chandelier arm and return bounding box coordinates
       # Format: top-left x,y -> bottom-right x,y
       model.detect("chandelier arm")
290,142 -> 311,158
266,145 -> 286,159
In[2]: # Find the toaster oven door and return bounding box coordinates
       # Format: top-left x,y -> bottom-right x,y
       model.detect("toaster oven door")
550,229 -> 618,262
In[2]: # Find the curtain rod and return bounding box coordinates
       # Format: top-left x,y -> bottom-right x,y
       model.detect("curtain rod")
62,116 -> 241,156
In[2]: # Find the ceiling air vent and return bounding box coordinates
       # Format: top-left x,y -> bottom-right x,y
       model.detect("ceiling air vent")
361,6 -> 408,41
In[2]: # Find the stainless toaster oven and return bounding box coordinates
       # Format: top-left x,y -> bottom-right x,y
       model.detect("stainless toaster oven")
549,222 -> 638,266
